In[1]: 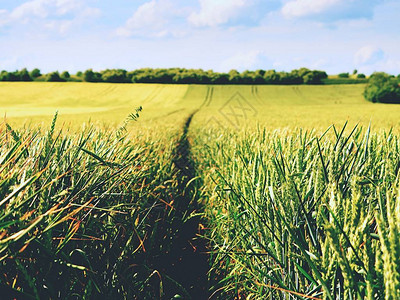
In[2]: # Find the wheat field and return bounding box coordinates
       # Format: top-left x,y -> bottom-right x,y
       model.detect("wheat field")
1,82 -> 399,299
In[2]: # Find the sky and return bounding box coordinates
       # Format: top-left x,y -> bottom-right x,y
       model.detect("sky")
0,0 -> 399,75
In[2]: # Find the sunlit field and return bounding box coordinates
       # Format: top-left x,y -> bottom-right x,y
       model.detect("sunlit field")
3,82 -> 400,131
0,82 -> 191,128
1,82 -> 400,299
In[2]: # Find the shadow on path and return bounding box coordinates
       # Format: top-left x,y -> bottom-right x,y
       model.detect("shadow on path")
153,110 -> 209,299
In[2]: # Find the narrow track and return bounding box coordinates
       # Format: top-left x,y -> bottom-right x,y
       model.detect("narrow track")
156,110 -> 209,299
201,86 -> 214,108
251,85 -> 262,104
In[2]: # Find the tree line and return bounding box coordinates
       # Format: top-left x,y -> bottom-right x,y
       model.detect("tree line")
0,67 -> 331,84
1,67 -> 399,102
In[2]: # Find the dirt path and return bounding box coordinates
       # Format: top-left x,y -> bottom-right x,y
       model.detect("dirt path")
156,110 -> 210,299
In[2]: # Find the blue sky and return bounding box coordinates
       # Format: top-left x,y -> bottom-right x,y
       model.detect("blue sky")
0,0 -> 399,75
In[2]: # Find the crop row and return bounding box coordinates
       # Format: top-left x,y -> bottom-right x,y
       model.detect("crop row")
193,124 -> 400,299
0,113 -> 201,299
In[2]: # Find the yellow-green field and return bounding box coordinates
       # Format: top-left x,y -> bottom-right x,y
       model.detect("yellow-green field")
0,82 -> 191,128
2,82 -> 400,130
2,82 -> 400,299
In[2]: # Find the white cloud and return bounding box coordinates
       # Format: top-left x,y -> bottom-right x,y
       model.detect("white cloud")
380,60 -> 400,75
220,50 -> 268,71
0,9 -> 8,26
281,0 -> 380,21
116,0 -> 183,37
54,0 -> 84,15
354,46 -> 384,65
10,0 -> 49,20
117,0 -> 269,37
282,0 -> 341,18
122,1 -> 168,31
10,0 -> 85,19
44,19 -> 73,34
188,0 -> 252,27
1,0 -> 100,34
355,59 -> 400,75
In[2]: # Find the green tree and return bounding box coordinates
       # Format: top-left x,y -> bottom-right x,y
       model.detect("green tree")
101,69 -> 129,83
240,70 -> 255,84
6,71 -> 20,81
363,72 -> 400,103
83,69 -> 102,82
211,73 -> 229,84
302,70 -> 327,84
46,71 -> 65,82
18,68 -> 32,81
61,71 -> 70,80
289,69 -> 308,84
279,72 -> 297,84
0,70 -> 9,81
228,70 -> 240,84
253,69 -> 265,84
30,68 -> 41,78
264,70 -> 280,84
